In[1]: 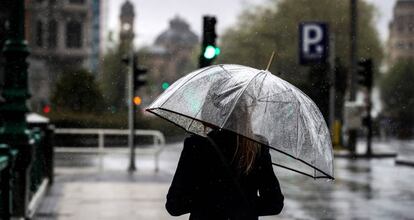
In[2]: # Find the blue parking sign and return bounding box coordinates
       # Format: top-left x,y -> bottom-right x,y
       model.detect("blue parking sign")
299,22 -> 329,65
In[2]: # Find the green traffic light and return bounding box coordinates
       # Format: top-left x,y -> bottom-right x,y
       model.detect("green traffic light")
215,47 -> 220,56
204,45 -> 217,59
162,82 -> 170,90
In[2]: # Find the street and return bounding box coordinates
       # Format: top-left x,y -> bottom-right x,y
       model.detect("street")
35,140 -> 414,220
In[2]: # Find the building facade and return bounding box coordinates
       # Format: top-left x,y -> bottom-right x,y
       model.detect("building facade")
388,0 -> 414,65
25,0 -> 101,112
142,16 -> 199,103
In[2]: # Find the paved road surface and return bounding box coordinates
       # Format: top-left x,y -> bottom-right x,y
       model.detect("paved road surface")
35,140 -> 414,220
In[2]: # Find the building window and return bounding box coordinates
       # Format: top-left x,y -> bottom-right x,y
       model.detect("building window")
398,25 -> 404,33
36,20 -> 43,47
48,20 -> 57,48
409,24 -> 414,33
69,0 -> 85,4
396,42 -> 404,49
66,21 -> 82,48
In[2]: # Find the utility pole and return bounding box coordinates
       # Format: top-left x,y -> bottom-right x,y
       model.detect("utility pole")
0,0 -> 33,217
348,0 -> 358,154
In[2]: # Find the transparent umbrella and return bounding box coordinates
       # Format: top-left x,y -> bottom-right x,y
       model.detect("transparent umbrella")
146,64 -> 334,179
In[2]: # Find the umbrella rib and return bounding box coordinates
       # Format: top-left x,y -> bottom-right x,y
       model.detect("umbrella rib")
295,103 -> 300,158
255,71 -> 270,113
220,70 -> 265,128
158,65 -> 217,108
256,89 -> 293,102
219,64 -> 233,78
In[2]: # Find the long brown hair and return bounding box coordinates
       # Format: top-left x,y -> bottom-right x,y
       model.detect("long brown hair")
234,135 -> 260,174
232,99 -> 261,174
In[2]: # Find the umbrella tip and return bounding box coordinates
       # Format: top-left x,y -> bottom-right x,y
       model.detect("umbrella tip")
265,51 -> 276,71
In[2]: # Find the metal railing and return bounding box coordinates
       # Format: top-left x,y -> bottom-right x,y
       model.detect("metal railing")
54,128 -> 166,171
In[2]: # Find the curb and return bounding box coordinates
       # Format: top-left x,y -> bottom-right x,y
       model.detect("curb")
395,159 -> 414,167
334,153 -> 397,159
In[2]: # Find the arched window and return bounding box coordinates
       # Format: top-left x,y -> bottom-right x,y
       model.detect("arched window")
36,20 -> 44,47
66,21 -> 82,48
48,20 -> 57,48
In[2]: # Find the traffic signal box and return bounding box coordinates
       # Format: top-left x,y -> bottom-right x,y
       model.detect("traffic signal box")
199,16 -> 219,68
132,54 -> 147,90
357,58 -> 373,89
122,54 -> 148,91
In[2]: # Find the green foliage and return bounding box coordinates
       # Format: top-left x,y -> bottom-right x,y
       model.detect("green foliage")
100,46 -> 128,110
218,0 -> 383,85
51,68 -> 105,113
380,61 -> 414,138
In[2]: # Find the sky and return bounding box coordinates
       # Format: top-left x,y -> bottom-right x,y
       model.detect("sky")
104,0 -> 396,48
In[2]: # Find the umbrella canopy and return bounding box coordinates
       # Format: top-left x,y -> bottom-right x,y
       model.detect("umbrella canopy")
146,64 -> 334,179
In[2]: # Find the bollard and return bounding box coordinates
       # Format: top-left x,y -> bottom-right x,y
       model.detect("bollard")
0,144 -> 18,220
0,145 -> 12,220
44,124 -> 55,185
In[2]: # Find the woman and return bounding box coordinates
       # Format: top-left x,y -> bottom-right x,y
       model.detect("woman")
166,79 -> 284,220
166,130 -> 284,220
165,91 -> 284,219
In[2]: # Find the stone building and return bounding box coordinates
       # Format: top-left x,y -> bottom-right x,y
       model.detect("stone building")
388,0 -> 414,65
25,0 -> 101,112
142,16 -> 199,103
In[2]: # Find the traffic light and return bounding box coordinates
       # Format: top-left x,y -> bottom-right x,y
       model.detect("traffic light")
122,54 -> 148,90
42,105 -> 51,114
357,58 -> 373,89
133,96 -> 142,106
162,82 -> 170,90
199,16 -> 219,68
132,54 -> 147,90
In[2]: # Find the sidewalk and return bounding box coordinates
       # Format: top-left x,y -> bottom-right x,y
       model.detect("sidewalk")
35,142 -> 414,220
35,169 -> 186,220
393,139 -> 414,166
333,138 -> 414,166
334,138 -> 398,158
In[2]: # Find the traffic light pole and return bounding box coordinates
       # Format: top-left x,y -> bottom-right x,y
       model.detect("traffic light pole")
366,87 -> 372,156
360,59 -> 373,157
348,0 -> 358,154
329,35 -> 336,133
128,50 -> 136,172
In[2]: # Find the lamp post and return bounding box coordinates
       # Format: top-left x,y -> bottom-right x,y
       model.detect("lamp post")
0,0 -> 33,217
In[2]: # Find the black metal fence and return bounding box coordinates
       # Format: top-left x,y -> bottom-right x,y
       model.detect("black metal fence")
0,115 -> 54,219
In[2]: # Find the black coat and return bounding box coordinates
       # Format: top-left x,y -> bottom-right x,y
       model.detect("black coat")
166,130 -> 284,220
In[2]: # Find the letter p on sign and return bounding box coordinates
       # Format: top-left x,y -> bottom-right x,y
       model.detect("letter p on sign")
299,22 -> 329,65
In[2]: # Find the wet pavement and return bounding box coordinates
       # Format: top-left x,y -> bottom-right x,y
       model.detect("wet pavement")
394,139 -> 414,165
35,140 -> 414,220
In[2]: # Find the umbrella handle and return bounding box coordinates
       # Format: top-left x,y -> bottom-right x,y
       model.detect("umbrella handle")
206,136 -> 253,217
